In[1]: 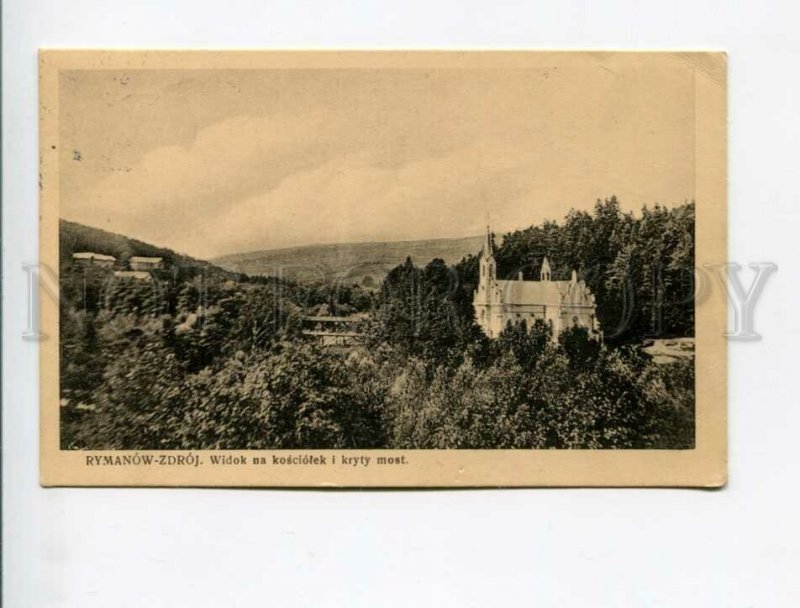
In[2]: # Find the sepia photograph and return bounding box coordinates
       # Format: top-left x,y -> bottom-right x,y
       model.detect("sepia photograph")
38,51 -> 727,486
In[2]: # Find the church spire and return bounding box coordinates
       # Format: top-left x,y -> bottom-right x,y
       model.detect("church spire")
479,224 -> 496,286
482,224 -> 493,258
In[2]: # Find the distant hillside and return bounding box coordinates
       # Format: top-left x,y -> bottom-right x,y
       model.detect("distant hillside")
213,235 -> 485,284
59,220 -> 239,280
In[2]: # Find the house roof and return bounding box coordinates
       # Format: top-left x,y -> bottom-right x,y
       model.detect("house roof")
73,252 -> 116,261
113,270 -> 153,281
129,256 -> 162,263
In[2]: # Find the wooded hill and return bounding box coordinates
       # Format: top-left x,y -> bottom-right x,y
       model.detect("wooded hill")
213,235 -> 485,285
59,219 -> 239,280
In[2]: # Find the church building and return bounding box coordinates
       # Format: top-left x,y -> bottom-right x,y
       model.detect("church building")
473,228 -> 600,340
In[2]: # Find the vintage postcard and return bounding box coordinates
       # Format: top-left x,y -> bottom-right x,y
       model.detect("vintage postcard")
39,51 -> 726,487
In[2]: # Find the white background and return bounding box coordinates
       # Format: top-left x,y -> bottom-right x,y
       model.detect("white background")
3,1 -> 799,606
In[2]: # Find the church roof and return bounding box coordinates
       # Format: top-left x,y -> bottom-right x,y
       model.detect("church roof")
493,278 -> 595,307
494,279 -> 569,306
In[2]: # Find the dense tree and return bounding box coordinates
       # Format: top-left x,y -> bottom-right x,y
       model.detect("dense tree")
74,336 -> 187,449
75,342 -> 389,450
495,318 -> 551,372
558,325 -> 602,372
370,257 -> 485,366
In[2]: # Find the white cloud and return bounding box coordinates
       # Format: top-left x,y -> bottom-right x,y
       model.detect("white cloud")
63,110 -> 350,246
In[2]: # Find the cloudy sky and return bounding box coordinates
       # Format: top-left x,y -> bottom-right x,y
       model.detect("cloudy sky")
59,62 -> 695,260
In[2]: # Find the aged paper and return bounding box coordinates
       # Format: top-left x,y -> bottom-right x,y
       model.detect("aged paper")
39,51 -> 726,487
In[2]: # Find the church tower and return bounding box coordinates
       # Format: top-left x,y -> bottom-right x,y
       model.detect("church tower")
474,225 -> 497,335
479,226 -> 496,289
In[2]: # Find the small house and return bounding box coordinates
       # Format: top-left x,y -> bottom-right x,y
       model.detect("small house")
72,252 -> 116,268
129,256 -> 163,271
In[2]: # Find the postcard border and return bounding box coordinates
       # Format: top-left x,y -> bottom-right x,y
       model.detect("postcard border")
39,51 -> 727,487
